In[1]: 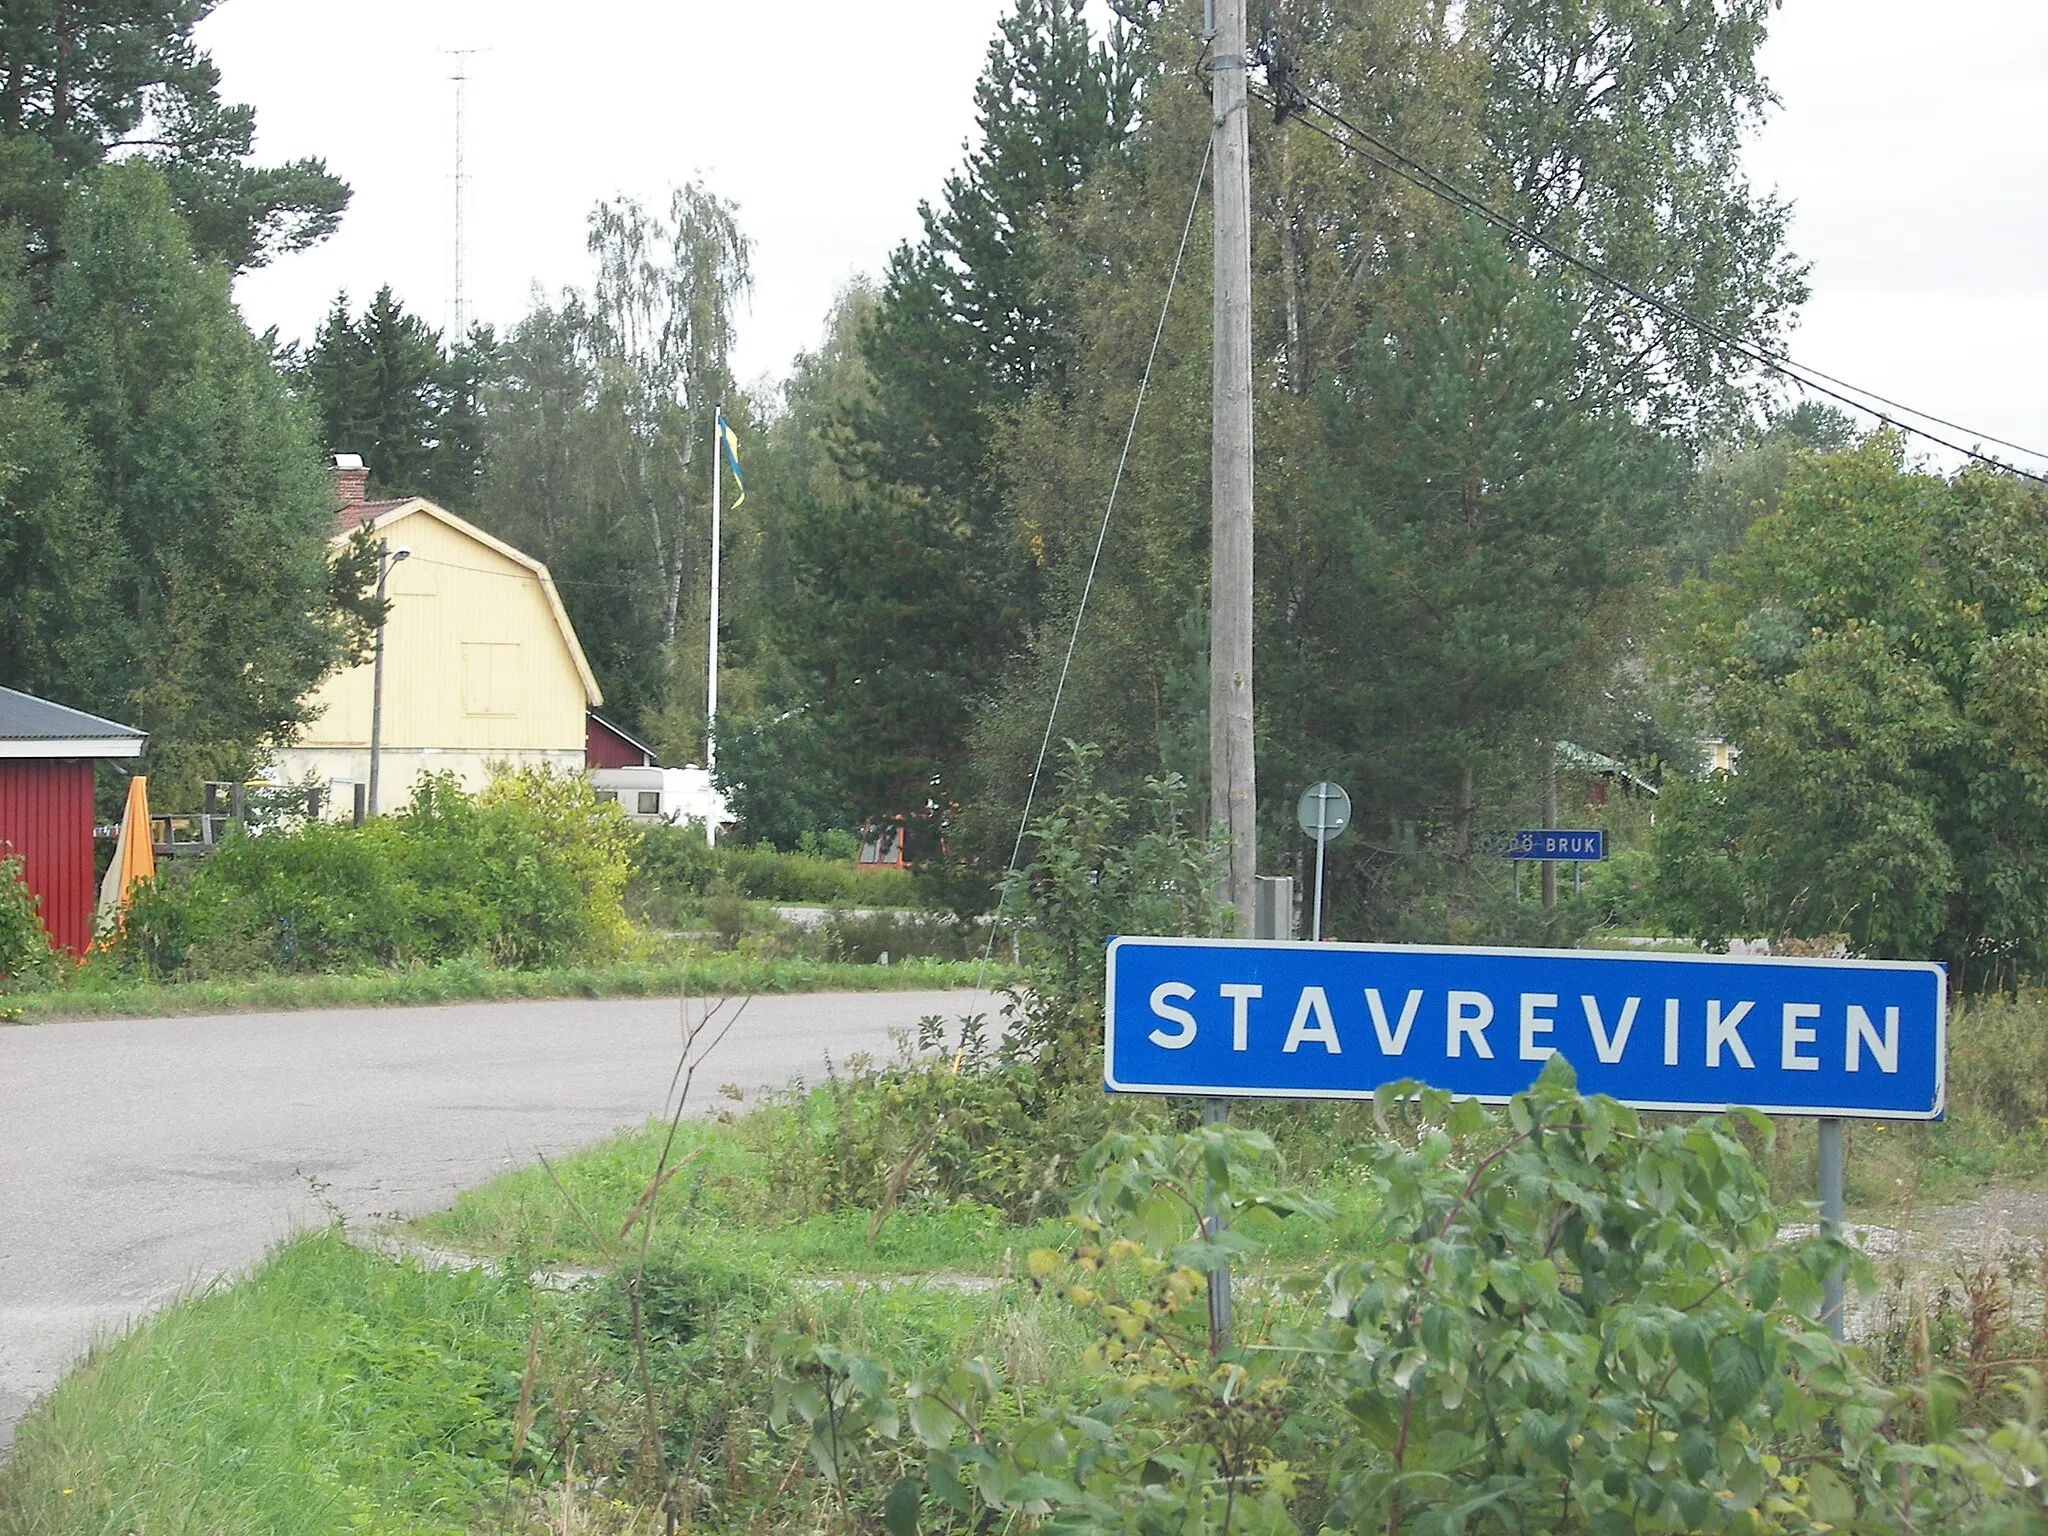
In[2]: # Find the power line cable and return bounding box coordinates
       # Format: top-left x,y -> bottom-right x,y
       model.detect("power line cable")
971,140 -> 1213,998
1256,83 -> 2048,483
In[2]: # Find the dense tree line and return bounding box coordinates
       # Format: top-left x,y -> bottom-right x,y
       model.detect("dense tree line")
281,0 -> 2048,984
15,0 -> 2042,987
727,0 -> 1806,909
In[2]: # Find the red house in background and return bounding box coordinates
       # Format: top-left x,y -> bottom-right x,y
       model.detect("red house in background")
0,687 -> 147,955
585,712 -> 659,770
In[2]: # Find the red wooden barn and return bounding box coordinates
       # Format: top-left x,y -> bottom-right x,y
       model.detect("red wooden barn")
0,687 -> 147,955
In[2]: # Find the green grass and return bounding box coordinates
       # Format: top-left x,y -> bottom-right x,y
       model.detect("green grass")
419,1116 -> 1080,1274
0,1104 -> 1106,1534
18,995 -> 2048,1532
2,953 -> 1011,1023
1575,931 -> 1703,953
0,1232 -> 536,1536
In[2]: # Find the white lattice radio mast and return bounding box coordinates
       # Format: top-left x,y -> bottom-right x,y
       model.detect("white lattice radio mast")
444,48 -> 486,338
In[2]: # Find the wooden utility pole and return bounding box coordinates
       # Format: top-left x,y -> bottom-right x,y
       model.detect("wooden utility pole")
1210,0 -> 1257,934
367,540 -> 410,818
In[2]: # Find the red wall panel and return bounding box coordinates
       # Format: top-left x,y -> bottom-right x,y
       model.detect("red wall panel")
0,760 -> 97,955
586,716 -> 654,769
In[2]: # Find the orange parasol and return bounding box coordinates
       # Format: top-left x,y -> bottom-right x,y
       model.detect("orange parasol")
95,774 -> 156,935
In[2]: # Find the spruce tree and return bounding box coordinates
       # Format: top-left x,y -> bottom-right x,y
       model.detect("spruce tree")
787,0 -> 1141,826
301,286 -> 462,503
2,161 -> 358,801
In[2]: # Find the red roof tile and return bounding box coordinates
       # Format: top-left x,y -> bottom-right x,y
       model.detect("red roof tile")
336,499 -> 414,534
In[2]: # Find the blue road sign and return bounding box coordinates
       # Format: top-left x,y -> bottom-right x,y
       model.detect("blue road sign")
1104,938 -> 1945,1119
1507,829 -> 1605,861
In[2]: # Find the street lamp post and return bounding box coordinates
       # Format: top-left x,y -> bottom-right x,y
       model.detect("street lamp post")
367,540 -> 411,817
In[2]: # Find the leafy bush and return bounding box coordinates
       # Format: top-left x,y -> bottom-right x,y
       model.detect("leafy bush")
0,853 -> 54,986
819,909 -> 979,965
742,1018 -> 1129,1224
1580,843 -> 1657,928
109,769 -> 636,978
796,828 -> 862,862
998,744 -> 1225,1081
766,1065 -> 2048,1535
1656,440 -> 2048,994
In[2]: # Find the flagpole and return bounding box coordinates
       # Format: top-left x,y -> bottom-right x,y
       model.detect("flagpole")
705,405 -> 723,850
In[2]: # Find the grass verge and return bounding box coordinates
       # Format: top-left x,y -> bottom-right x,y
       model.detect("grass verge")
12,1000 -> 2048,1531
0,1105 -> 1106,1535
2,954 -> 1011,1024
418,1116 -> 1079,1275
0,1232 -> 536,1536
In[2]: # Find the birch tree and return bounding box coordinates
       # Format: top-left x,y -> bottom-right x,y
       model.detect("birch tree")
585,183 -> 752,649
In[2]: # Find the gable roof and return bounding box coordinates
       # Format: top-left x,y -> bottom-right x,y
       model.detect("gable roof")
335,497 -> 604,708
0,686 -> 147,758
336,498 -> 415,535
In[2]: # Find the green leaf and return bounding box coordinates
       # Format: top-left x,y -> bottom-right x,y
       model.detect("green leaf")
883,1475 -> 922,1536
1708,1336 -> 1765,1419
926,1451 -> 972,1514
1743,1255 -> 1781,1310
1670,1316 -> 1712,1385
1134,1195 -> 1182,1253
909,1393 -> 959,1449
1805,1462 -> 1855,1523
1012,1473 -> 1081,1505
1677,1425 -> 1715,1481
1449,1097 -> 1488,1139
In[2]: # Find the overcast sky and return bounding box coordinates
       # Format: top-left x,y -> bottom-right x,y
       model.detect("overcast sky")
204,0 -> 2048,472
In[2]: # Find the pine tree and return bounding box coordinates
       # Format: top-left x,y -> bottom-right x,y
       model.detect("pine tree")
0,0 -> 348,272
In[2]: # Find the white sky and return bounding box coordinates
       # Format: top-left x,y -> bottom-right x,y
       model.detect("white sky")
206,0 -> 2048,471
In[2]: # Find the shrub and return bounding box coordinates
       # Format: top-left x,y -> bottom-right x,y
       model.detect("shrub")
743,1019 -> 1128,1224
998,744 -> 1226,1082
628,823 -> 922,923
106,768 -> 636,978
1580,843 -> 1657,929
773,1065 -> 2048,1535
796,828 -> 861,862
464,768 -> 636,963
1946,994 -> 2048,1139
0,852 -> 53,986
819,909 -> 979,965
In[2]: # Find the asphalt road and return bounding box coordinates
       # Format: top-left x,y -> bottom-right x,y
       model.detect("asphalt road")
0,988 -> 983,1451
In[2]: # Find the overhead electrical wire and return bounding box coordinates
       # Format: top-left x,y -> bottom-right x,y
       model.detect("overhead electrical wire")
1252,80 -> 2048,484
971,139 -> 1214,997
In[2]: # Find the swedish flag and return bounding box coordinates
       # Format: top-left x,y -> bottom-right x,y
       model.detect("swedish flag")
716,409 -> 745,509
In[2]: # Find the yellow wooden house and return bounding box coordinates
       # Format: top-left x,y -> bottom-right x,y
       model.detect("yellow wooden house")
268,467 -> 602,807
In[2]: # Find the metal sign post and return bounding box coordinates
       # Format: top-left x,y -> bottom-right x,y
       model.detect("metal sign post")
1202,875 -> 1293,1354
1296,782 -> 1351,942
1818,1117 -> 1846,1338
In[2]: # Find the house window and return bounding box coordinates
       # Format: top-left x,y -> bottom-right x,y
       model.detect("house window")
461,643 -> 522,716
637,791 -> 662,815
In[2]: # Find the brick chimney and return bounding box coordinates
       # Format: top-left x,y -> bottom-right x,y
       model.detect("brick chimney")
330,452 -> 370,507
